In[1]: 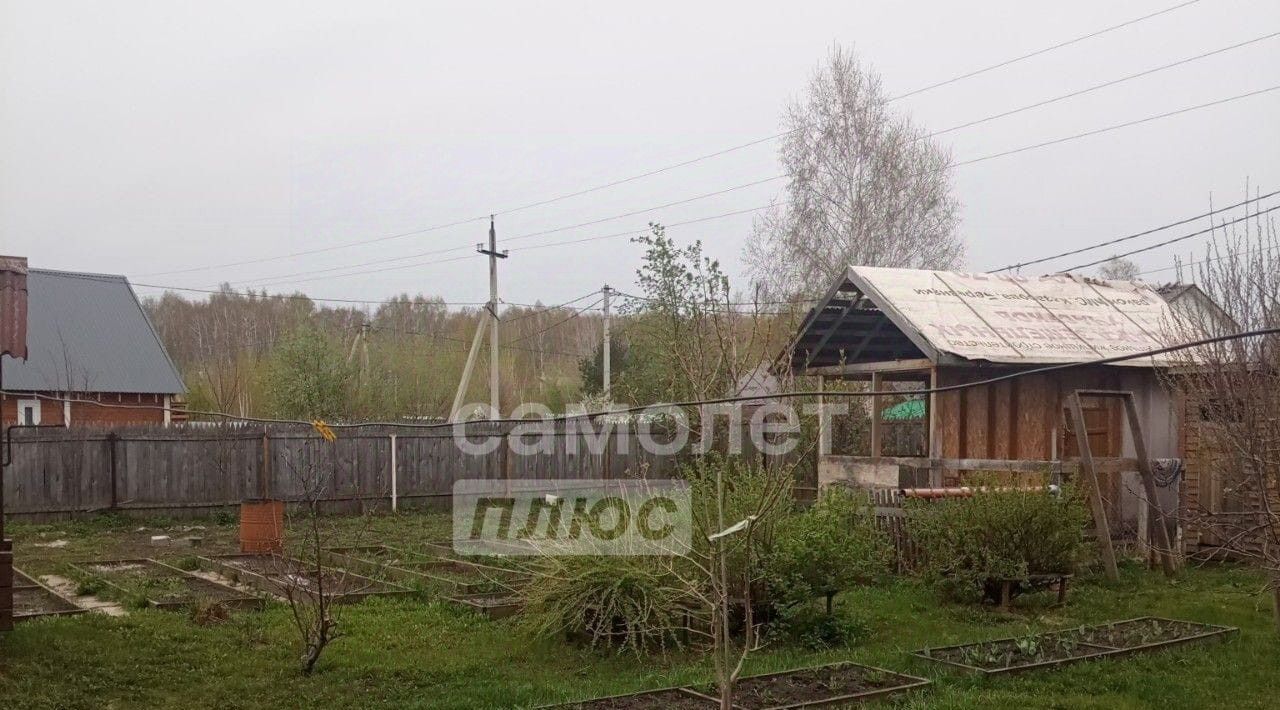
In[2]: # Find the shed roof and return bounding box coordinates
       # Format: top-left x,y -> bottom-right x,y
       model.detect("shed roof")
0,268 -> 185,394
787,266 -> 1187,373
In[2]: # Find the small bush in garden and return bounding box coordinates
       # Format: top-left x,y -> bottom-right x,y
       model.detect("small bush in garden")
684,454 -> 795,600
764,487 -> 891,643
190,598 -> 231,626
171,556 -> 201,571
783,606 -> 871,649
518,554 -> 697,655
74,575 -> 107,597
907,484 -> 1089,603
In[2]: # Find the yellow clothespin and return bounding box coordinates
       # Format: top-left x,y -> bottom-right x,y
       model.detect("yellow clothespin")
311,419 -> 337,442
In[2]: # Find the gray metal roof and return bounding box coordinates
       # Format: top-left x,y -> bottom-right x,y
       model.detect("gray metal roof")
0,268 -> 185,394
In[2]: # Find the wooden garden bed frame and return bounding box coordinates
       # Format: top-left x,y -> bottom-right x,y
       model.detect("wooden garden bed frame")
322,545 -> 519,594
12,568 -> 87,622
444,591 -> 521,619
198,553 -> 413,604
69,558 -> 265,611
682,661 -> 930,709
911,616 -> 1238,676
535,684 -> 714,708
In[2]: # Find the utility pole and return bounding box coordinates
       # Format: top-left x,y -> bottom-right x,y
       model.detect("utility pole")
601,285 -> 613,399
448,217 -> 507,422
479,215 -> 508,418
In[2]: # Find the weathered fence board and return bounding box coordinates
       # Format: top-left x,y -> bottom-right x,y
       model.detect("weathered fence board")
1,423 -> 685,520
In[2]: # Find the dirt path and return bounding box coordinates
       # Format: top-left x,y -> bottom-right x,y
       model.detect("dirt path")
40,574 -> 127,617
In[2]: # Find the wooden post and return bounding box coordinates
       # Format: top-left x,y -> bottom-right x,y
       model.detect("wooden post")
870,371 -> 883,459
1068,392 -> 1119,582
1120,393 -> 1177,577
107,432 -> 119,511
816,375 -> 830,456
389,434 -> 398,513
259,431 -> 271,500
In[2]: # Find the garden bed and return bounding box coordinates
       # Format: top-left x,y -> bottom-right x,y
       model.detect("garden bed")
686,662 -> 930,708
324,545 -> 521,594
541,687 -> 716,709
70,558 -> 265,611
199,553 -> 413,604
913,617 -> 1239,675
445,591 -> 521,619
12,568 -> 87,622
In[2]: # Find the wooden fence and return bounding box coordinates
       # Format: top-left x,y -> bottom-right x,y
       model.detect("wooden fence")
1,422 -> 689,521
868,488 -> 923,572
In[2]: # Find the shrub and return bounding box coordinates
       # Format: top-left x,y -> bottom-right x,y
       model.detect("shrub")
907,485 -> 1089,602
518,554 -> 697,655
765,487 -> 892,643
684,455 -> 794,595
190,598 -> 231,626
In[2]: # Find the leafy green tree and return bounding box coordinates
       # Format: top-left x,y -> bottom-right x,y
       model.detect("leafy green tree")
577,334 -> 629,396
613,223 -> 776,407
263,327 -> 354,419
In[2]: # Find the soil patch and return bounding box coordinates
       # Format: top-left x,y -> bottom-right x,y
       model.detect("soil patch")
40,574 -> 126,617
1050,618 -> 1221,649
924,635 -> 1108,671
553,688 -> 713,709
691,663 -> 926,708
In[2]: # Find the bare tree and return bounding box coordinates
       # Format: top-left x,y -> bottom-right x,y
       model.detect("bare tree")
746,45 -> 963,299
271,438 -> 381,674
1166,200 -> 1280,632
1098,256 -> 1141,280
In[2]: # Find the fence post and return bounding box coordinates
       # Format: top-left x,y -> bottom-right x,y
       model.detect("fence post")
390,434 -> 398,512
107,432 -> 118,511
259,430 -> 271,499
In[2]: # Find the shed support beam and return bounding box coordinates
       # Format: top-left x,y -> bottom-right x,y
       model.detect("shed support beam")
870,371 -> 883,459
1068,392 -> 1119,582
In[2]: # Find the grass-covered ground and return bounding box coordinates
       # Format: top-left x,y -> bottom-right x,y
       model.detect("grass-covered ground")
1,512 -> 1277,709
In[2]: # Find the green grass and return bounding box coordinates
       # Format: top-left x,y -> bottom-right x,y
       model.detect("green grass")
2,513 -> 1278,709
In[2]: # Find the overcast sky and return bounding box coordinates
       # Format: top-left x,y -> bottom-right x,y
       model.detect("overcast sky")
2,0 -> 1278,309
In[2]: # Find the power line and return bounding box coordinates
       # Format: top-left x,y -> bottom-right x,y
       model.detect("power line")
132,81 -> 1280,296
614,290 -> 812,315
8,324 -> 1277,430
950,84 -> 1280,170
889,0 -> 1204,101
502,298 -> 605,346
1138,243 -> 1280,277
366,323 -> 588,360
1057,204 -> 1280,272
500,291 -> 606,324
226,175 -> 784,289
505,87 -> 1280,258
134,215 -> 488,278
992,189 -> 1280,272
131,2 -> 1202,282
926,30 -> 1280,140
137,82 -> 1280,295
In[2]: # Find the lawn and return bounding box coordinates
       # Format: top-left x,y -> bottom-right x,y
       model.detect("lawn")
1,512 -> 1277,709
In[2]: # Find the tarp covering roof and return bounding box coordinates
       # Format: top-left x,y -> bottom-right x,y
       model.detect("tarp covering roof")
789,266 -> 1187,372
0,268 -> 185,394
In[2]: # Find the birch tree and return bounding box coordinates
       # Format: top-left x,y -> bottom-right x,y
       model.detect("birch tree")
746,45 -> 963,298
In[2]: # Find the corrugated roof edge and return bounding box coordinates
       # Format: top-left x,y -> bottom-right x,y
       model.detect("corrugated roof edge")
28,267 -> 187,394
122,276 -> 187,395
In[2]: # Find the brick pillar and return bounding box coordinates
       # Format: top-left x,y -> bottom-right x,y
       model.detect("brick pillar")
0,538 -> 13,631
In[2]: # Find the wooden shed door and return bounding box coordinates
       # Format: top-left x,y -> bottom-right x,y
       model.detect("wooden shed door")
1062,395 -> 1125,527
1061,396 -> 1121,458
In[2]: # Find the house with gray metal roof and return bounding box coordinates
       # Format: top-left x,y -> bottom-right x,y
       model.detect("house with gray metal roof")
0,265 -> 185,426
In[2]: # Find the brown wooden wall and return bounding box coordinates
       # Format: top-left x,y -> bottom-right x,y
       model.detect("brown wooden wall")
933,365 -> 1134,461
